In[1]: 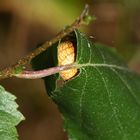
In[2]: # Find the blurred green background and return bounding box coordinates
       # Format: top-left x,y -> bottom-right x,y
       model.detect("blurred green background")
0,0 -> 140,140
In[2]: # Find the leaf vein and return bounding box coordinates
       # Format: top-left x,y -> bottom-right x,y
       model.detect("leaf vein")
95,67 -> 128,139
110,68 -> 140,107
77,63 -> 130,72
79,68 -> 88,127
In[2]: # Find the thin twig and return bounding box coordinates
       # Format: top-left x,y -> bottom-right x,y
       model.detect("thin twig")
0,4 -> 89,80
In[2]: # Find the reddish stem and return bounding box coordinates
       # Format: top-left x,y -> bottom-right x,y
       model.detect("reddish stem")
14,64 -> 76,79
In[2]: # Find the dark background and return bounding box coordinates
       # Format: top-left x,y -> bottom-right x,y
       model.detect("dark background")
0,0 -> 140,140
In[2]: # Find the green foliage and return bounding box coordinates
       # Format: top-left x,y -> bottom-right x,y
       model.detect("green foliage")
0,86 -> 24,140
83,15 -> 95,25
14,66 -> 24,74
32,30 -> 140,140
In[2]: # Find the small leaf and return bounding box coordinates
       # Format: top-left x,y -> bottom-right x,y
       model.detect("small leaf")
14,66 -> 24,74
83,15 -> 95,25
32,30 -> 140,140
0,85 -> 24,140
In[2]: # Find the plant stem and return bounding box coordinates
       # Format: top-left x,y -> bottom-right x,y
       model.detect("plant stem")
0,4 -> 90,80
14,64 -> 76,79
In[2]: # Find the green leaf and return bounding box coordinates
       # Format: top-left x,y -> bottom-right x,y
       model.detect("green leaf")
32,30 -> 140,140
0,85 -> 24,140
